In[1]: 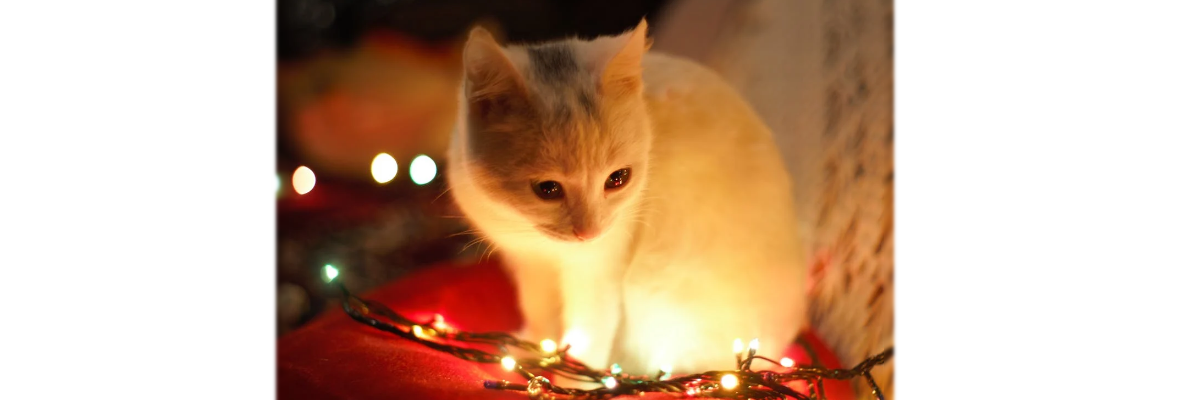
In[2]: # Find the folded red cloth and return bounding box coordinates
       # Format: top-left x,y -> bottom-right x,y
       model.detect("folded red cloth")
278,260 -> 853,400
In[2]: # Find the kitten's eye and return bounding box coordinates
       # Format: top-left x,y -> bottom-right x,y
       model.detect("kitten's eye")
605,168 -> 631,190
533,181 -> 564,200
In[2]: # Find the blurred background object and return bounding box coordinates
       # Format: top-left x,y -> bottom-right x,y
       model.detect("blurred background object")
276,1 -> 892,398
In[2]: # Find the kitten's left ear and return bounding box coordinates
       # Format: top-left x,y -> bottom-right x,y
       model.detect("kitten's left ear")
600,18 -> 649,97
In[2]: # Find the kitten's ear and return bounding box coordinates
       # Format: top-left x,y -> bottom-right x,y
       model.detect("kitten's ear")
600,18 -> 649,97
463,27 -> 526,101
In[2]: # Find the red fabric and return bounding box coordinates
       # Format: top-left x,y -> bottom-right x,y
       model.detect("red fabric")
278,261 -> 853,400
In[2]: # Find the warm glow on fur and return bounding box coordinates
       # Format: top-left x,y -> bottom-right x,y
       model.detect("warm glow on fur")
446,19 -> 807,379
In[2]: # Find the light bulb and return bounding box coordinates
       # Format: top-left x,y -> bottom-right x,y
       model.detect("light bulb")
610,363 -> 622,374
780,357 -> 795,368
732,338 -> 744,354
720,374 -> 739,390
322,264 -> 339,282
501,356 -> 516,371
561,328 -> 590,355
540,339 -> 557,353
660,363 -> 673,380
748,338 -> 760,352
409,154 -> 437,185
292,166 -> 316,195
371,153 -> 399,184
412,325 -> 426,338
432,314 -> 448,331
602,376 -> 617,389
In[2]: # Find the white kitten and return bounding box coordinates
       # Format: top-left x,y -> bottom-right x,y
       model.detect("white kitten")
446,19 -> 807,377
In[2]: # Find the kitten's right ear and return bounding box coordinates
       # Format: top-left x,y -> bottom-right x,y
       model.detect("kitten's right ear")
463,27 -> 526,101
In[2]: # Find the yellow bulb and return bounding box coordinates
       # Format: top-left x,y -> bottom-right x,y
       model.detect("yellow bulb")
780,357 -> 795,368
501,356 -> 516,371
292,166 -> 316,195
602,376 -> 617,389
322,264 -> 339,282
540,339 -> 557,353
732,338 -> 745,354
432,314 -> 447,330
409,154 -> 437,185
561,328 -> 590,355
748,338 -> 760,352
371,153 -> 399,184
412,325 -> 425,338
720,374 -> 739,390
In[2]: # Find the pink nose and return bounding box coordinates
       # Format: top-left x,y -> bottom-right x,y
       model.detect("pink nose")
573,227 -> 597,241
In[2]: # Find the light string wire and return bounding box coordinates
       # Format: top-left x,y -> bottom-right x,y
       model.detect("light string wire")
330,271 -> 892,400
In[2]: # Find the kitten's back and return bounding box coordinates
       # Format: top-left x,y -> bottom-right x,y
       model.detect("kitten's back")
615,52 -> 807,373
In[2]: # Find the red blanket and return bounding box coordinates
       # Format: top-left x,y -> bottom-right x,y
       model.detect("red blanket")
278,261 -> 853,400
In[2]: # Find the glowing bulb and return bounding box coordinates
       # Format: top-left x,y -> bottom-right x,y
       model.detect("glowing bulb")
660,363 -> 672,380
540,339 -> 557,353
293,166 -> 316,195
720,374 -> 739,390
780,357 -> 795,368
371,153 -> 399,183
501,356 -> 516,371
732,338 -> 745,354
409,154 -> 437,185
748,338 -> 760,352
610,363 -> 622,374
432,314 -> 447,330
561,328 -> 590,355
602,376 -> 617,389
413,325 -> 426,338
322,264 -> 339,282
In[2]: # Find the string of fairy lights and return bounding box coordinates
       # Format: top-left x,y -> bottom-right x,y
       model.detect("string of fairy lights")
322,264 -> 894,400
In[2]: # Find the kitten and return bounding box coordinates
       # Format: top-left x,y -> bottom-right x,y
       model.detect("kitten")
446,19 -> 807,377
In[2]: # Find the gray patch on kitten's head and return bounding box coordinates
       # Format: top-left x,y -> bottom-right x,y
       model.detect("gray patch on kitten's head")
525,44 -> 599,127
461,23 -> 652,243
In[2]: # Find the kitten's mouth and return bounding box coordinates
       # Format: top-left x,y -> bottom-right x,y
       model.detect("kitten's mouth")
536,225 -> 605,243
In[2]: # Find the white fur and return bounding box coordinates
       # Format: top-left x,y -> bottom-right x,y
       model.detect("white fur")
447,23 -> 807,378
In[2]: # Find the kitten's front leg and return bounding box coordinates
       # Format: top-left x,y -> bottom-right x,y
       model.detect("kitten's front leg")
558,262 -> 623,370
503,252 -> 563,345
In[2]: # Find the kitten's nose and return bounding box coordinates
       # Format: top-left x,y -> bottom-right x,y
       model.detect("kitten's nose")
573,227 -> 598,241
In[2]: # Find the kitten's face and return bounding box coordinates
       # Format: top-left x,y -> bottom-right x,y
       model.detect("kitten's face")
460,23 -> 651,243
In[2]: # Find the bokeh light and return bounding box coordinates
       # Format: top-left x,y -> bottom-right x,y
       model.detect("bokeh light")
501,356 -> 516,371
732,338 -> 744,354
602,376 -> 617,389
371,153 -> 399,184
322,264 -> 339,282
540,339 -> 557,353
409,154 -> 437,185
293,166 -> 316,195
561,328 -> 590,356
780,357 -> 795,368
720,374 -> 739,389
